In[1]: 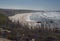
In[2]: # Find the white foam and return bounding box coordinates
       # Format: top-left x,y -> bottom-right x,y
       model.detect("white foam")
8,12 -> 60,26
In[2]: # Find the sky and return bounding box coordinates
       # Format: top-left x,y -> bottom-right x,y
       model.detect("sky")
0,0 -> 60,10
